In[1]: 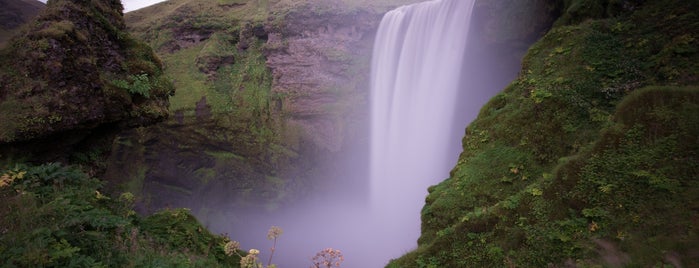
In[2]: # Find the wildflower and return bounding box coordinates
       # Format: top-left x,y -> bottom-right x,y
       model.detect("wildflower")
311,248 -> 344,268
224,240 -> 241,256
240,253 -> 261,268
267,226 -> 283,240
266,226 -> 283,266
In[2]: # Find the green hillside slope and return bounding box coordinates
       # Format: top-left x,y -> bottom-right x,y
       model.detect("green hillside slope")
390,0 -> 699,267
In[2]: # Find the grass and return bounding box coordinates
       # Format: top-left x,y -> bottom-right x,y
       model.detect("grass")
389,0 -> 699,266
162,43 -> 219,113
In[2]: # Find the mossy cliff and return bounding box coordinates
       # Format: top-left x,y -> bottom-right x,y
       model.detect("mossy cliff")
0,1 -> 241,267
390,0 -> 698,267
110,0 -> 427,219
0,0 -> 172,159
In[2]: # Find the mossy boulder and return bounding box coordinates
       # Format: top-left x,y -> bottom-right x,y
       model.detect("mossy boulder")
0,0 -> 172,152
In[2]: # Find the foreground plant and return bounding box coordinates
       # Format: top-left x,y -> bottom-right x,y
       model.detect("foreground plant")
224,226 -> 345,268
311,248 -> 344,268
225,226 -> 283,268
267,225 -> 283,266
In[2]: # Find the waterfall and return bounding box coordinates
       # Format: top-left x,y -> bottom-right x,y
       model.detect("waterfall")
369,0 -> 476,258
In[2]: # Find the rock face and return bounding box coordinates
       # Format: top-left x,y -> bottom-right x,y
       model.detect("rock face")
264,3 -> 380,152
0,0 -> 172,158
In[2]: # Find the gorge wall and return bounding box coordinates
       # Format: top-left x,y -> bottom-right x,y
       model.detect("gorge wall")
390,0 -> 699,266
115,0 -> 562,218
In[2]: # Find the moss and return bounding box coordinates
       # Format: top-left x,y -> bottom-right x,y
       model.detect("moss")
35,20 -> 75,38
393,0 -> 699,266
0,0 -> 171,144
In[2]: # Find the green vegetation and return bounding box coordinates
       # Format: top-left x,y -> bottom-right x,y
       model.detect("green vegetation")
0,0 -> 172,143
10,0 -> 696,266
0,163 -> 239,267
4,0 -> 379,267
111,73 -> 154,98
161,43 -> 215,112
390,0 -> 699,266
224,226 -> 284,268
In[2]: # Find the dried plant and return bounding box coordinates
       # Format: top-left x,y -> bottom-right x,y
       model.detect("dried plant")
267,226 -> 283,266
311,248 -> 344,268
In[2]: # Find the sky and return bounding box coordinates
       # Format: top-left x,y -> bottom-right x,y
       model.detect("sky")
38,0 -> 168,13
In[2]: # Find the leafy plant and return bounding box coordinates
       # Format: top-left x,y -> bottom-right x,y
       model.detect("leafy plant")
224,226 -> 283,268
0,162 -> 238,267
112,73 -> 153,97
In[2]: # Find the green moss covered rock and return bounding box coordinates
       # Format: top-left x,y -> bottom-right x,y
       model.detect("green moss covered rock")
0,0 -> 172,145
391,0 -> 698,266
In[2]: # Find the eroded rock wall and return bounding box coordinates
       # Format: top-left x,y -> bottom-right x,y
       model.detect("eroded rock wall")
264,3 -> 380,152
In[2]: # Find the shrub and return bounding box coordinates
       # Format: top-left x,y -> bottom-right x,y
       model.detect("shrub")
112,73 -> 152,97
0,162 -> 238,267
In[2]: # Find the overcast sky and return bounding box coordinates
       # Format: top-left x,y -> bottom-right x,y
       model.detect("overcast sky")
38,0 -> 168,13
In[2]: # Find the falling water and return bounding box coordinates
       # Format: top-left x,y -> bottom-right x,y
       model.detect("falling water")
369,0 -> 476,259
209,1 -> 494,267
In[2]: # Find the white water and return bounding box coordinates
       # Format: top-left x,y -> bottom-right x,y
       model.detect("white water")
369,0 -> 476,260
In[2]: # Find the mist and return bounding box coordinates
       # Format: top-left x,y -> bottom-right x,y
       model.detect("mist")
194,0 -> 528,267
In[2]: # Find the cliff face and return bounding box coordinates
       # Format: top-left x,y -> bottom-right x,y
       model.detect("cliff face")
390,0 -> 699,266
126,0 -> 387,152
0,0 -> 172,159
110,0 -> 393,217
264,2 -> 380,151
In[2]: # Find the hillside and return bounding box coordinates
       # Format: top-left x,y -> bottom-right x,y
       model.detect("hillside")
0,0 -> 44,47
389,0 -> 699,266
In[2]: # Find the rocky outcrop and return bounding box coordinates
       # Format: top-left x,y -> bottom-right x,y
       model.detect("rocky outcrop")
0,0 -> 172,158
264,2 -> 380,151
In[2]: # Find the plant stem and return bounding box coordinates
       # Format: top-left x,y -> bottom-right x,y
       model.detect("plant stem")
267,237 -> 277,266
